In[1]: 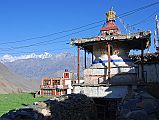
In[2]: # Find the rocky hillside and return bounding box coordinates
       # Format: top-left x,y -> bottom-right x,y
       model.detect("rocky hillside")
0,63 -> 39,94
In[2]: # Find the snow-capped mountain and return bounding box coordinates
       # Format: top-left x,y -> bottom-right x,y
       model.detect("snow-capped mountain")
0,52 -> 67,63
1,52 -> 90,80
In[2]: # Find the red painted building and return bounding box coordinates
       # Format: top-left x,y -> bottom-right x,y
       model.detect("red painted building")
40,70 -> 75,96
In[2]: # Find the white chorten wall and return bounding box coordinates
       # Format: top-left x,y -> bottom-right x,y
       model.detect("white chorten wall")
74,85 -> 128,98
84,44 -> 137,84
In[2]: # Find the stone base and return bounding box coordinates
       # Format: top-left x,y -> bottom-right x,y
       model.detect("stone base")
73,85 -> 128,98
84,64 -> 137,84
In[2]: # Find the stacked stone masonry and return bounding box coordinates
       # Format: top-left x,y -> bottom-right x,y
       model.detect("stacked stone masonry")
0,94 -> 97,120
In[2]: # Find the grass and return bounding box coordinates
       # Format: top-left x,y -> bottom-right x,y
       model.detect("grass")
0,93 -> 46,116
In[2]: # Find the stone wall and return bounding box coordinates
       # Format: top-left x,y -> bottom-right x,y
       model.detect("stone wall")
74,86 -> 128,98
0,94 -> 97,120
118,88 -> 159,119
138,63 -> 159,83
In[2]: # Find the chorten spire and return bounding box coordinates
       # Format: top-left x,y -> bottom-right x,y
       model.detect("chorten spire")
100,7 -> 120,36
106,7 -> 116,22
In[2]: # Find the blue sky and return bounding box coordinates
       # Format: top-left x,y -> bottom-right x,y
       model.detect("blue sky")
0,0 -> 158,56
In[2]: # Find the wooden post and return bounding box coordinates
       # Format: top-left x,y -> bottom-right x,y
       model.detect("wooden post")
84,49 -> 87,69
141,40 -> 144,82
91,46 -> 94,64
92,52 -> 93,64
77,46 -> 80,84
50,79 -> 53,86
107,43 -> 111,83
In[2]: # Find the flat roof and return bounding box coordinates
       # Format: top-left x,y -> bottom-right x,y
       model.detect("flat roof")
70,31 -> 151,51
129,52 -> 159,64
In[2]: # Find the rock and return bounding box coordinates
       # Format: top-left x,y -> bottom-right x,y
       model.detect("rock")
119,109 -> 130,118
136,101 -> 144,108
0,94 -> 97,120
37,102 -> 47,108
142,99 -> 158,114
1,108 -> 45,120
118,89 -> 159,120
126,110 -> 148,120
40,109 -> 51,117
33,102 -> 39,105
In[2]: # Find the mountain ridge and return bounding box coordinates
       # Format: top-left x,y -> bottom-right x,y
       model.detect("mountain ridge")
0,52 -> 58,63
0,63 -> 38,94
2,52 -> 90,80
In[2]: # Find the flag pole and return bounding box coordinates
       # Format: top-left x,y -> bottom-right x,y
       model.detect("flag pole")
155,15 -> 159,52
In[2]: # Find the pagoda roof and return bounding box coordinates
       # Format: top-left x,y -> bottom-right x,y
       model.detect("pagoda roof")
100,21 -> 119,31
70,31 -> 151,51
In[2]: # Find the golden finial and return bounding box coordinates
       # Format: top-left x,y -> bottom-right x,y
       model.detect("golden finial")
106,7 -> 116,22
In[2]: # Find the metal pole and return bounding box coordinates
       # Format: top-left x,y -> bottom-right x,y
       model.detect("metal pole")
84,49 -> 87,69
107,43 -> 111,83
77,46 -> 80,84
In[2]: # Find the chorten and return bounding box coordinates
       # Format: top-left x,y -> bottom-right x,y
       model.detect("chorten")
70,8 -> 151,98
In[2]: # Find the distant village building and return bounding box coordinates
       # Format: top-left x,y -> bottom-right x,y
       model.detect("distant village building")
40,70 -> 79,96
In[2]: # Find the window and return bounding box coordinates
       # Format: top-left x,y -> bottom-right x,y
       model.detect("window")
64,73 -> 69,78
56,89 -> 61,92
44,80 -> 47,86
47,90 -> 51,95
48,80 -> 51,85
44,90 -> 52,95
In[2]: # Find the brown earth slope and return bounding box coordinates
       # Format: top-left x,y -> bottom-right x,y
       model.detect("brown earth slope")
0,63 -> 38,94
